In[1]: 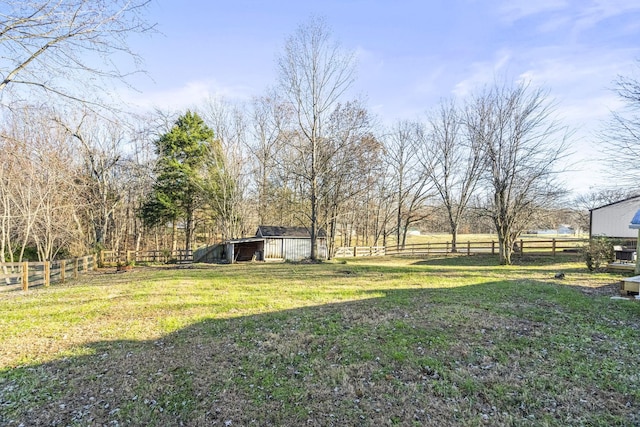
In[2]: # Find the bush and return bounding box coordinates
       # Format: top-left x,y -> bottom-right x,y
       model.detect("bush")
583,238 -> 614,271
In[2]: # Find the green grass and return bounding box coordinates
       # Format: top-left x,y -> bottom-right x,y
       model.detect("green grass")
0,254 -> 639,426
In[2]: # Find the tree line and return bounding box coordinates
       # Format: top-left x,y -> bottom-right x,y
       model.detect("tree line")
0,6 -> 637,265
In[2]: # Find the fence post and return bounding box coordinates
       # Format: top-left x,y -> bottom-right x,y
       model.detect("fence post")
74,258 -> 79,279
492,241 -> 495,255
83,256 -> 88,272
60,260 -> 66,283
520,239 -> 524,256
552,238 -> 556,257
44,261 -> 50,287
100,251 -> 104,267
467,241 -> 471,256
22,262 -> 28,291
446,242 -> 449,256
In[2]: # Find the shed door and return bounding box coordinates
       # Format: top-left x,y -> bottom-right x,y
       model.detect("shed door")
265,239 -> 282,259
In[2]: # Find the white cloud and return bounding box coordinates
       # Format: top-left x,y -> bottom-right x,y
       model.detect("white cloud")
498,0 -> 569,23
119,79 -> 254,112
452,50 -> 512,97
573,0 -> 640,33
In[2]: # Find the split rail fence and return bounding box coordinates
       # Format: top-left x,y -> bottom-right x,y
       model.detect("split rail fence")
100,249 -> 193,265
0,255 -> 96,291
335,238 -> 588,258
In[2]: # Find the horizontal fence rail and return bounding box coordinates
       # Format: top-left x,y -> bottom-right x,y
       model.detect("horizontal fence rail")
0,255 -> 96,291
334,246 -> 386,257
100,249 -> 193,265
336,238 -> 589,258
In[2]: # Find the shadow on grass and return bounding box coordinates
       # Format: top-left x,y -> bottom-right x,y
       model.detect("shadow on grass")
2,278 -> 639,427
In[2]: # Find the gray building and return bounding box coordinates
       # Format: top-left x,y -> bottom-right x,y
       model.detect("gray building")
590,195 -> 640,238
217,226 -> 328,263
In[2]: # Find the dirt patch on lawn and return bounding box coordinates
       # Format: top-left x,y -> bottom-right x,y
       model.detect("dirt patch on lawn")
575,281 -> 623,297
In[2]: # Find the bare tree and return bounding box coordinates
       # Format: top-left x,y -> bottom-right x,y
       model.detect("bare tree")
321,101 -> 380,257
201,96 -> 251,240
57,113 -> 126,249
467,82 -> 569,265
0,107 -> 85,262
0,0 -> 152,110
422,99 -> 483,252
276,17 -> 356,260
601,61 -> 640,184
385,120 -> 434,249
249,93 -> 289,226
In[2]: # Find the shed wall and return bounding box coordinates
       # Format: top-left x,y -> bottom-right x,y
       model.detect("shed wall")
264,238 -> 328,261
591,198 -> 640,238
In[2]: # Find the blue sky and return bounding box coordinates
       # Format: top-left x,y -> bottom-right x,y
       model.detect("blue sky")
122,0 -> 640,194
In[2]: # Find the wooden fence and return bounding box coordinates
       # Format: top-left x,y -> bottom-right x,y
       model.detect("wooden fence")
0,255 -> 96,291
100,249 -> 193,265
334,246 -> 386,257
336,238 -> 588,258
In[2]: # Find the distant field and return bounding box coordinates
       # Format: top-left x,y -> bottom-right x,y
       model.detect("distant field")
1,254 -> 638,426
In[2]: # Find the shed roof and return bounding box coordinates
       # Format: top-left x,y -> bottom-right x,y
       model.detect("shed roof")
590,194 -> 640,212
256,225 -> 327,238
226,237 -> 265,244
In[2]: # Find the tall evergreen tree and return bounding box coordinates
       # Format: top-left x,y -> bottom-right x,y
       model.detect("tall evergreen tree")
141,111 -> 215,252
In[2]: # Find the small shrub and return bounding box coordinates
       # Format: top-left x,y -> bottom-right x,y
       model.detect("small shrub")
583,238 -> 614,271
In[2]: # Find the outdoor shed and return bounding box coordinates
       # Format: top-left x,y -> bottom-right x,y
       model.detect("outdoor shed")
590,195 -> 640,238
224,226 -> 328,263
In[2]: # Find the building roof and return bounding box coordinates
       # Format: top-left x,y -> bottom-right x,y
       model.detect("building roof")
226,237 -> 265,244
590,194 -> 640,212
256,225 -> 327,238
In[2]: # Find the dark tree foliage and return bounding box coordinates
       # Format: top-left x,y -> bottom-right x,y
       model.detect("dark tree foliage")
140,111 -> 215,252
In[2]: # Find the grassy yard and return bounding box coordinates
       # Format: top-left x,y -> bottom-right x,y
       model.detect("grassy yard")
1,254 -> 639,426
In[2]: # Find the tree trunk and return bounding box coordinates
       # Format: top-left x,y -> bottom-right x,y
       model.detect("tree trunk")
310,142 -> 318,261
171,220 -> 177,253
185,216 -> 192,252
450,221 -> 458,253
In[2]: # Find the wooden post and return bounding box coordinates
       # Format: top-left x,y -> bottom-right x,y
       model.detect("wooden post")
446,242 -> 449,256
83,256 -> 88,272
467,241 -> 471,256
552,238 -> 556,257
21,262 -> 28,291
44,261 -> 50,287
520,239 -> 524,256
99,251 -> 104,267
635,229 -> 640,275
427,242 -> 430,255
491,241 -> 495,255
74,258 -> 79,279
60,260 -> 66,283
353,246 -> 357,257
